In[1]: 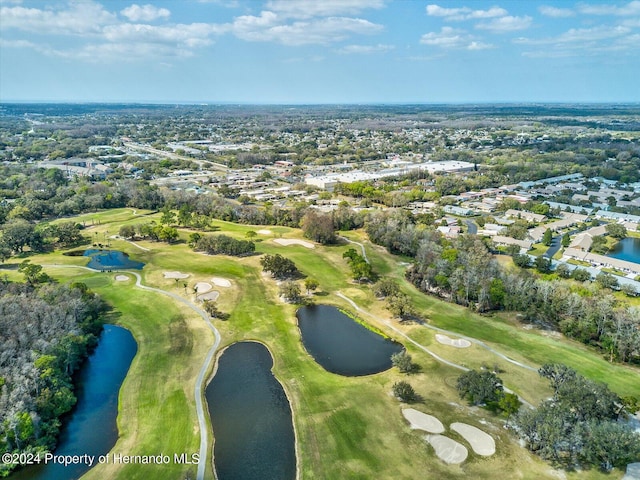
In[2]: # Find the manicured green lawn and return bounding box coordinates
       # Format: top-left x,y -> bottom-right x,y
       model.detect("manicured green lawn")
21,211 -> 638,480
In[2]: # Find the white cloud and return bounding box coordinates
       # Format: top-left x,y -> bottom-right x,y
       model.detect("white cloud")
266,0 -> 385,19
517,24 -> 638,57
467,41 -> 493,50
578,1 -> 640,16
420,26 -> 490,50
0,1 -> 117,35
231,14 -> 382,45
425,4 -> 507,21
121,4 -> 170,22
337,43 -> 394,54
539,5 -> 575,18
103,23 -> 221,48
476,15 -> 532,32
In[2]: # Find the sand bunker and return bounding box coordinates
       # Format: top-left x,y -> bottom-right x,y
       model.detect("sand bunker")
425,435 -> 468,464
164,271 -> 190,279
402,409 -> 445,434
194,282 -> 212,293
197,291 -> 219,302
115,275 -> 129,282
435,333 -> 471,348
450,423 -> 495,456
273,238 -> 315,249
257,229 -> 272,235
211,277 -> 232,288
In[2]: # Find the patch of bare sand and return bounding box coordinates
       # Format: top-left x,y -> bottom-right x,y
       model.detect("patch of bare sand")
450,422 -> 495,456
211,277 -> 231,288
197,291 -> 219,302
435,333 -> 471,348
115,275 -> 129,282
194,282 -> 212,293
402,408 -> 445,434
257,229 -> 272,235
163,271 -> 190,279
425,434 -> 468,464
273,238 -> 315,249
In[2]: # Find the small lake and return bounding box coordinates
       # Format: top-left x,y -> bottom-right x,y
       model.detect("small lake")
608,237 -> 640,264
206,342 -> 295,480
296,305 -> 403,376
83,249 -> 145,270
11,325 -> 137,480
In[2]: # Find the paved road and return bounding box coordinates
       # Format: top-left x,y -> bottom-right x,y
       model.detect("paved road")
465,220 -> 478,235
336,292 -> 534,408
543,235 -> 561,258
339,236 -> 369,262
124,142 -> 229,172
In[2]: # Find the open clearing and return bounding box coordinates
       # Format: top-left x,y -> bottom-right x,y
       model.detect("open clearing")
436,333 -> 472,348
450,422 -> 496,456
402,408 -> 445,433
273,238 -> 315,248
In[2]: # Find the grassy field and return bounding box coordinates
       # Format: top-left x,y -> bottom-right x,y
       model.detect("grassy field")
11,210 -> 638,480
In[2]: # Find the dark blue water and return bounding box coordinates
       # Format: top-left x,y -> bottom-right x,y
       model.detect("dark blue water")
296,305 -> 404,376
607,237 -> 640,264
11,325 -> 137,480
206,342 -> 295,480
83,249 -> 144,270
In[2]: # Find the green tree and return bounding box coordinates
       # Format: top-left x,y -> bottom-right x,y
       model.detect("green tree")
260,254 -> 299,279
605,223 -> 627,239
392,381 -> 417,402
456,370 -> 503,406
279,281 -> 302,303
391,351 -> 415,373
535,256 -> 552,274
386,293 -> 414,320
304,278 -> 319,295
119,224 -> 136,239
542,228 -> 553,246
301,209 -> 336,244
561,233 -> 571,247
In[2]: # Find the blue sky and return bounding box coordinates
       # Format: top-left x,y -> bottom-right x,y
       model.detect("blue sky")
1,0 -> 639,103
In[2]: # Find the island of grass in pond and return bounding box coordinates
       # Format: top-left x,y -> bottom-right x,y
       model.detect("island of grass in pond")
297,304 -> 403,376
83,249 -> 144,270
206,342 -> 295,480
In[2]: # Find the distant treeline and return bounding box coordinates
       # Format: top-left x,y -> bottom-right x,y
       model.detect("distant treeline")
0,282 -> 107,477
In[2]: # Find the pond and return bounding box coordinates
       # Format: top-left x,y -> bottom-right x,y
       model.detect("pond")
205,342 -> 295,480
12,325 -> 137,480
296,304 -> 404,376
607,237 -> 640,264
83,249 -> 145,271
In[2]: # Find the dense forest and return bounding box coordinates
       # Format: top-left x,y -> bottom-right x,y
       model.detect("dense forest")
0,282 -> 106,477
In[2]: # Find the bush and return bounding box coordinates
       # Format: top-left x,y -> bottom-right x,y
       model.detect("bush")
392,381 -> 417,402
391,351 -> 415,373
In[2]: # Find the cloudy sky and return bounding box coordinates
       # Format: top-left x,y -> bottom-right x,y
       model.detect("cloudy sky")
1,0 -> 639,103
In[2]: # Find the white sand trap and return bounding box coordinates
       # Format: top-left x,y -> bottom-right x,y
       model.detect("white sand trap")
274,238 -> 315,249
194,282 -> 212,293
425,435 -> 468,464
164,271 -> 190,279
436,333 -> 471,348
197,291 -> 219,302
450,422 -> 496,456
402,409 -> 445,433
211,277 -> 231,288
115,275 -> 129,282
257,229 -> 272,235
